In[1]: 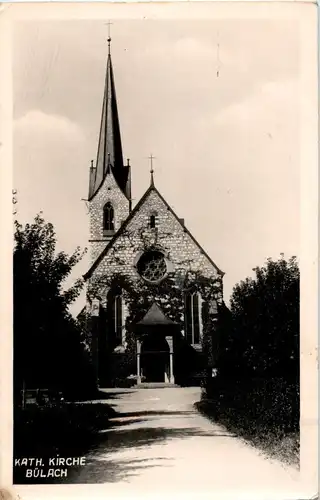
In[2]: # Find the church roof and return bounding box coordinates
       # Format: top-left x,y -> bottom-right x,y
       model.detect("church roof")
137,302 -> 178,326
83,184 -> 224,280
88,44 -> 130,201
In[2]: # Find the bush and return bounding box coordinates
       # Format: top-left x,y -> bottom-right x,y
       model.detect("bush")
199,376 -> 299,465
208,377 -> 298,430
14,402 -> 117,457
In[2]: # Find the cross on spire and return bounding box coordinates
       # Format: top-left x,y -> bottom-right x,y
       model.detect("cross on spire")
148,153 -> 156,186
105,20 -> 113,53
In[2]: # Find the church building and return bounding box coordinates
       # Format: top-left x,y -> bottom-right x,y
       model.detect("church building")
83,37 -> 225,387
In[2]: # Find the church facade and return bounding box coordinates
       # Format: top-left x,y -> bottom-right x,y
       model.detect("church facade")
83,40 -> 225,387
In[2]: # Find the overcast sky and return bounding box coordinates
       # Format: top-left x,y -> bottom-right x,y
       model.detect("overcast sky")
13,18 -> 300,314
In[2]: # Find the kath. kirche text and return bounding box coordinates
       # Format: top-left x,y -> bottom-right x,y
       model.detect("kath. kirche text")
14,456 -> 86,478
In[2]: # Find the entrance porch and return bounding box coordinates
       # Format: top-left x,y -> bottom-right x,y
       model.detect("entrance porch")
135,303 -> 179,386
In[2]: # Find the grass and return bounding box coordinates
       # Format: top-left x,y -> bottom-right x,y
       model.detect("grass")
196,377 -> 299,467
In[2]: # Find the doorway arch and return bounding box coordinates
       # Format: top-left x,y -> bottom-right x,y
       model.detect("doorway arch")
141,336 -> 169,383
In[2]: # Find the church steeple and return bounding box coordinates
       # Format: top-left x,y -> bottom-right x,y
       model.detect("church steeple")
88,37 -> 130,201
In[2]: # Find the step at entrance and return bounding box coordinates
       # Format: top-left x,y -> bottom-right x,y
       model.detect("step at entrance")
136,382 -> 178,389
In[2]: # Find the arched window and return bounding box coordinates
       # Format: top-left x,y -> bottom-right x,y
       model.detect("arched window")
103,202 -> 114,231
113,293 -> 123,342
108,288 -> 123,344
185,292 -> 201,344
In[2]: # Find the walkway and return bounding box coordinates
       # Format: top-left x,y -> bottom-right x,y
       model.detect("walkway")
71,387 -> 302,497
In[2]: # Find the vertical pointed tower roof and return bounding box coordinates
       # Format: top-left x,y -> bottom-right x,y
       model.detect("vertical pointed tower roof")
88,38 -> 130,200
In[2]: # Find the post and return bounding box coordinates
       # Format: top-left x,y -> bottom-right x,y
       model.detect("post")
136,339 -> 141,384
91,298 -> 100,386
122,299 -> 128,345
165,336 -> 175,384
209,299 -> 219,369
22,379 -> 26,410
169,353 -> 174,384
199,294 -> 203,341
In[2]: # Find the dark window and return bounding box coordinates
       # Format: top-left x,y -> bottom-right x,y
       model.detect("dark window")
192,294 -> 200,344
114,294 -> 122,341
149,211 -> 158,229
184,292 -> 201,344
150,215 -> 156,228
108,288 -> 123,344
185,293 -> 193,344
103,202 -> 114,231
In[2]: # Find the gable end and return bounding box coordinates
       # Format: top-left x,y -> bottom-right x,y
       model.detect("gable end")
84,185 -> 224,280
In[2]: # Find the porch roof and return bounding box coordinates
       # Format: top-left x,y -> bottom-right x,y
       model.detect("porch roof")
137,302 -> 178,327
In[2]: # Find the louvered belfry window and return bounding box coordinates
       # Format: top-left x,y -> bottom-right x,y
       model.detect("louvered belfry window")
103,202 -> 114,231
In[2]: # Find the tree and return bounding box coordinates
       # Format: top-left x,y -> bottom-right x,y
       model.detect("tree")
217,255 -> 299,380
13,214 -> 91,402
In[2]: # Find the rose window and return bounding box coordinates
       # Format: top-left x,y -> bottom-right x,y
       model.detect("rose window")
137,250 -> 167,283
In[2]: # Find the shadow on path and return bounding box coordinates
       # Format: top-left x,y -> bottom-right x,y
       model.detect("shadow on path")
77,389 -> 136,404
64,399 -> 237,483
66,456 -> 173,484
14,390 -> 237,485
66,424 -> 234,484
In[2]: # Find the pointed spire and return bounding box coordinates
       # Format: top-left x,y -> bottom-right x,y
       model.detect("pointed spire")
88,36 -> 129,200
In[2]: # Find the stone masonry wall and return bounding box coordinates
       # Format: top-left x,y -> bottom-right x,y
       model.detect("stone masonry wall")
86,185 -> 223,377
89,168 -> 130,263
88,187 -> 221,297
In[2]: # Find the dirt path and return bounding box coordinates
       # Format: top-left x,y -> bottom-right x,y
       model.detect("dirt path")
70,387 -> 301,497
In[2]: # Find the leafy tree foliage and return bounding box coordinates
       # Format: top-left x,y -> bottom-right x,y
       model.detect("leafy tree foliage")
217,255 -> 299,381
13,214 -> 94,401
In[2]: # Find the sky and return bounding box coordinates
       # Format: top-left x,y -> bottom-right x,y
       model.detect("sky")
13,18 -> 300,315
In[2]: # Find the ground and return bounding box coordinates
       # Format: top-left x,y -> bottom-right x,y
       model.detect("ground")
66,387 -> 301,496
